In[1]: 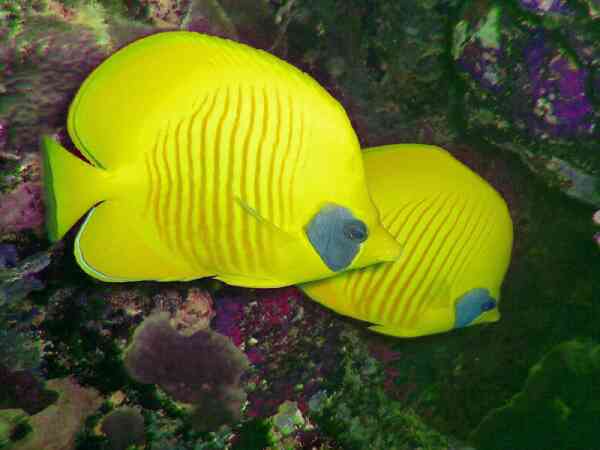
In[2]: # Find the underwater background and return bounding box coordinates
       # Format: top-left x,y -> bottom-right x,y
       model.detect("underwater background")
1,0 -> 600,449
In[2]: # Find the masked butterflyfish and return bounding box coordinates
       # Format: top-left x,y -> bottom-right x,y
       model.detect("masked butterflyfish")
299,144 -> 513,338
40,31 -> 401,287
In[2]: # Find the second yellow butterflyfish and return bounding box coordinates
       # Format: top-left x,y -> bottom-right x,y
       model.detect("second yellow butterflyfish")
40,31 -> 401,287
299,144 -> 513,338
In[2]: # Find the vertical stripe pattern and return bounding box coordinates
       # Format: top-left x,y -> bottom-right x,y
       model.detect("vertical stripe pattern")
340,190 -> 499,329
141,82 -> 307,277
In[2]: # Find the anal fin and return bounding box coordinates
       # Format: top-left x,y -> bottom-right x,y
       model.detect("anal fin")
368,306 -> 454,338
368,324 -> 418,338
214,272 -> 284,288
74,202 -> 209,282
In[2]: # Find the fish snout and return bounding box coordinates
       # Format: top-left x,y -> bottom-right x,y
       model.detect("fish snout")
305,203 -> 401,273
354,224 -> 402,268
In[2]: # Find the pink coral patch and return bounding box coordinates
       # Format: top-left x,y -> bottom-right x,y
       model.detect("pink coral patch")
0,181 -> 44,234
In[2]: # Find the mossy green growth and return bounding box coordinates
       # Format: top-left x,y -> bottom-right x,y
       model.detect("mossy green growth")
231,418 -> 275,450
57,0 -> 147,20
0,409 -> 30,448
469,339 -> 600,450
311,330 -> 463,450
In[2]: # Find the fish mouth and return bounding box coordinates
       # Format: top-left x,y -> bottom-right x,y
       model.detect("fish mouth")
350,223 -> 402,270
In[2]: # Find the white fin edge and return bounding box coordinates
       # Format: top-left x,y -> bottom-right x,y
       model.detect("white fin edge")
74,207 -> 137,282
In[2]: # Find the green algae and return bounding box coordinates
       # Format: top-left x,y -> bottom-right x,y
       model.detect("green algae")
58,0 -> 148,22
310,330 -> 467,450
0,410 -> 30,448
469,339 -> 600,450
231,419 -> 274,450
475,4 -> 502,49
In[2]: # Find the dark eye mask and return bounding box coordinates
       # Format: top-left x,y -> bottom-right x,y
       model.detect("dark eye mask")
306,204 -> 368,271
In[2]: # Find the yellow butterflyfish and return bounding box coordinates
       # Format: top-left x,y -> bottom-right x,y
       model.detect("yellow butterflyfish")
300,144 -> 513,338
40,31 -> 401,287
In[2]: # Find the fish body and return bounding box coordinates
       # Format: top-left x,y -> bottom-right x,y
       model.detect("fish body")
41,31 -> 400,287
300,144 -> 513,337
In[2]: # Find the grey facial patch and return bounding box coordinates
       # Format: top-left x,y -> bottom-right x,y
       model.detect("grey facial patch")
305,204 -> 368,272
454,288 -> 497,329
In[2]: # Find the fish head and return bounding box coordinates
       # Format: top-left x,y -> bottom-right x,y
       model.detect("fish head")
295,120 -> 402,277
304,203 -> 401,274
453,288 -> 500,329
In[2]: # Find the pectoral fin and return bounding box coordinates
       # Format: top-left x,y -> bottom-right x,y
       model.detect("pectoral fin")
234,196 -> 295,241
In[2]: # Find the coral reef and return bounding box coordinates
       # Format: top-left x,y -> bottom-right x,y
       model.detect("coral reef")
124,312 -> 250,431
309,330 -> 471,450
0,409 -> 31,447
100,406 -> 145,450
212,287 -> 346,418
0,182 -> 44,235
1,244 -> 51,307
170,287 -> 215,336
453,0 -> 600,206
0,244 -> 50,372
0,364 -> 58,414
0,0 -> 599,449
9,377 -> 102,450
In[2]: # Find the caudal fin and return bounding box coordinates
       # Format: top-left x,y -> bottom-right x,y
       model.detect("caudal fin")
40,135 -> 110,242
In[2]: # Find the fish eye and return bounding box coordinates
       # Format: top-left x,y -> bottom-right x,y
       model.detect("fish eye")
343,220 -> 368,243
480,300 -> 496,312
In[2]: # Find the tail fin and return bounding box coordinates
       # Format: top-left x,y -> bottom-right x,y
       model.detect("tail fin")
40,135 -> 110,242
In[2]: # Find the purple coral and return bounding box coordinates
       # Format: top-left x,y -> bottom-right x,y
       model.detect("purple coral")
0,27 -> 107,154
211,287 -> 344,418
101,407 -> 145,450
0,181 -> 44,234
523,30 -> 595,138
124,313 -> 249,431
458,41 -> 505,93
0,244 -> 18,268
519,0 -> 573,15
212,295 -> 246,346
0,364 -> 58,414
